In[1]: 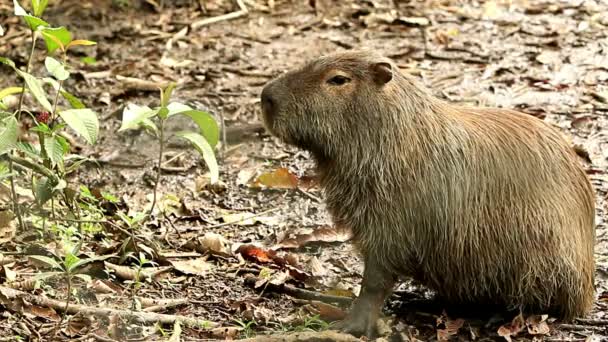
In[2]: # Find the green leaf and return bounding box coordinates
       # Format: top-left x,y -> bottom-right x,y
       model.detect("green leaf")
44,135 -> 65,168
44,57 -> 69,81
0,116 -> 18,155
31,0 -> 48,17
80,56 -> 96,65
16,70 -> 53,112
157,106 -> 169,119
119,103 -> 157,132
41,76 -> 60,90
175,131 -> 219,183
60,90 -> 85,109
16,141 -> 40,160
63,253 -> 80,270
29,255 -> 63,270
140,118 -> 158,135
166,103 -> 219,148
0,87 -> 25,101
102,192 -> 119,203
171,107 -> 219,148
34,176 -> 54,205
23,15 -> 49,31
0,57 -> 16,69
161,83 -> 176,108
58,109 -> 99,144
41,27 -> 72,53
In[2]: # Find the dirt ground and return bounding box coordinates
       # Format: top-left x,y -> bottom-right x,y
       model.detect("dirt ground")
1,0 -> 607,341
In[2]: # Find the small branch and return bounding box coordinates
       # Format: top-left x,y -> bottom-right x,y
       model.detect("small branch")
239,331 -> 360,342
558,324 -> 606,331
7,159 -> 25,231
574,318 -> 608,326
8,155 -> 59,182
191,0 -> 248,29
244,274 -> 353,306
0,286 -> 218,328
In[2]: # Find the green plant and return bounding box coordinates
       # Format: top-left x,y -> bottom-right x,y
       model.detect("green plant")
128,251 -> 155,294
0,0 -> 99,233
233,318 -> 257,338
118,84 -> 219,220
29,242 -> 97,323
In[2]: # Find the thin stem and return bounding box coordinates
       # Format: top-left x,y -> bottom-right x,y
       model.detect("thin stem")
148,119 -> 165,219
8,159 -> 25,231
10,30 -> 37,232
17,30 -> 37,121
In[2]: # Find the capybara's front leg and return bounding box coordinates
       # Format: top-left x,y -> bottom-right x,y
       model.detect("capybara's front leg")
334,255 -> 395,338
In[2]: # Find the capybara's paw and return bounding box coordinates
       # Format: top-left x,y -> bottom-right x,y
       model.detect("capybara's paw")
333,313 -> 378,338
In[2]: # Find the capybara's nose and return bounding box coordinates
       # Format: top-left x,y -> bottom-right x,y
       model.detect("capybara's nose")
260,86 -> 275,116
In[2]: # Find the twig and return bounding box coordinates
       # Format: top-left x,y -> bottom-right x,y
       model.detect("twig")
205,207 -> 280,229
559,324 -> 606,331
8,155 -> 58,182
244,274 -> 353,306
7,159 -> 24,231
0,286 -> 218,328
574,318 -> 608,326
191,0 -> 248,29
239,330 -> 360,342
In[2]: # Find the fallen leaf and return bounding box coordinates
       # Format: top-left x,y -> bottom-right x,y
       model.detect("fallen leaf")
273,225 -> 353,249
304,301 -> 347,322
237,244 -> 275,263
170,257 -> 213,276
308,256 -> 326,277
29,305 -> 60,322
526,314 -> 550,335
251,167 -> 299,189
0,210 -> 16,244
198,232 -> 232,257
497,313 -> 525,342
437,312 -> 465,341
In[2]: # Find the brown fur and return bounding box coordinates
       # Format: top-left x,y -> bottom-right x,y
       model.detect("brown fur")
260,50 -> 596,337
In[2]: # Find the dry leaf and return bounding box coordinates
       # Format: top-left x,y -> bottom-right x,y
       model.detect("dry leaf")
305,301 -> 347,322
251,167 -> 299,189
308,256 -> 326,277
274,225 -> 353,249
170,257 -> 213,276
29,305 -> 60,322
497,313 -> 525,342
526,314 -> 550,335
0,210 -> 16,244
199,232 -> 232,257
437,312 -> 464,341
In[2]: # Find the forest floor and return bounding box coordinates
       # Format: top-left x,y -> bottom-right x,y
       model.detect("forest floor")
0,0 -> 607,341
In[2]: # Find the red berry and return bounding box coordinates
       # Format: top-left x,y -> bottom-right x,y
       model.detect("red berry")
36,111 -> 50,124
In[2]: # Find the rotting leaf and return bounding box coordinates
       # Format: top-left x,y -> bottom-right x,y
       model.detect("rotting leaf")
251,167 -> 298,189
237,244 -> 275,264
436,312 -> 465,341
497,313 -> 525,342
273,225 -> 353,250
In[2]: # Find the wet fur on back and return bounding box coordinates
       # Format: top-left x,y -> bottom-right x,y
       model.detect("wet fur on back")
260,50 -> 596,319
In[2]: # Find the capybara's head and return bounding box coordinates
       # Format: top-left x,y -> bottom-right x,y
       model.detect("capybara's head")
260,50 -> 400,158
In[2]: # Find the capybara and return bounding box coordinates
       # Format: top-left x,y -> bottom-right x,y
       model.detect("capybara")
259,50 -> 596,338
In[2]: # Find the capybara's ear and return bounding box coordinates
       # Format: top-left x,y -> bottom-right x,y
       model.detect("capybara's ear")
371,62 -> 393,85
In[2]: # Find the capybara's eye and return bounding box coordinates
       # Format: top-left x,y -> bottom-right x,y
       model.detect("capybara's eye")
327,75 -> 351,86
